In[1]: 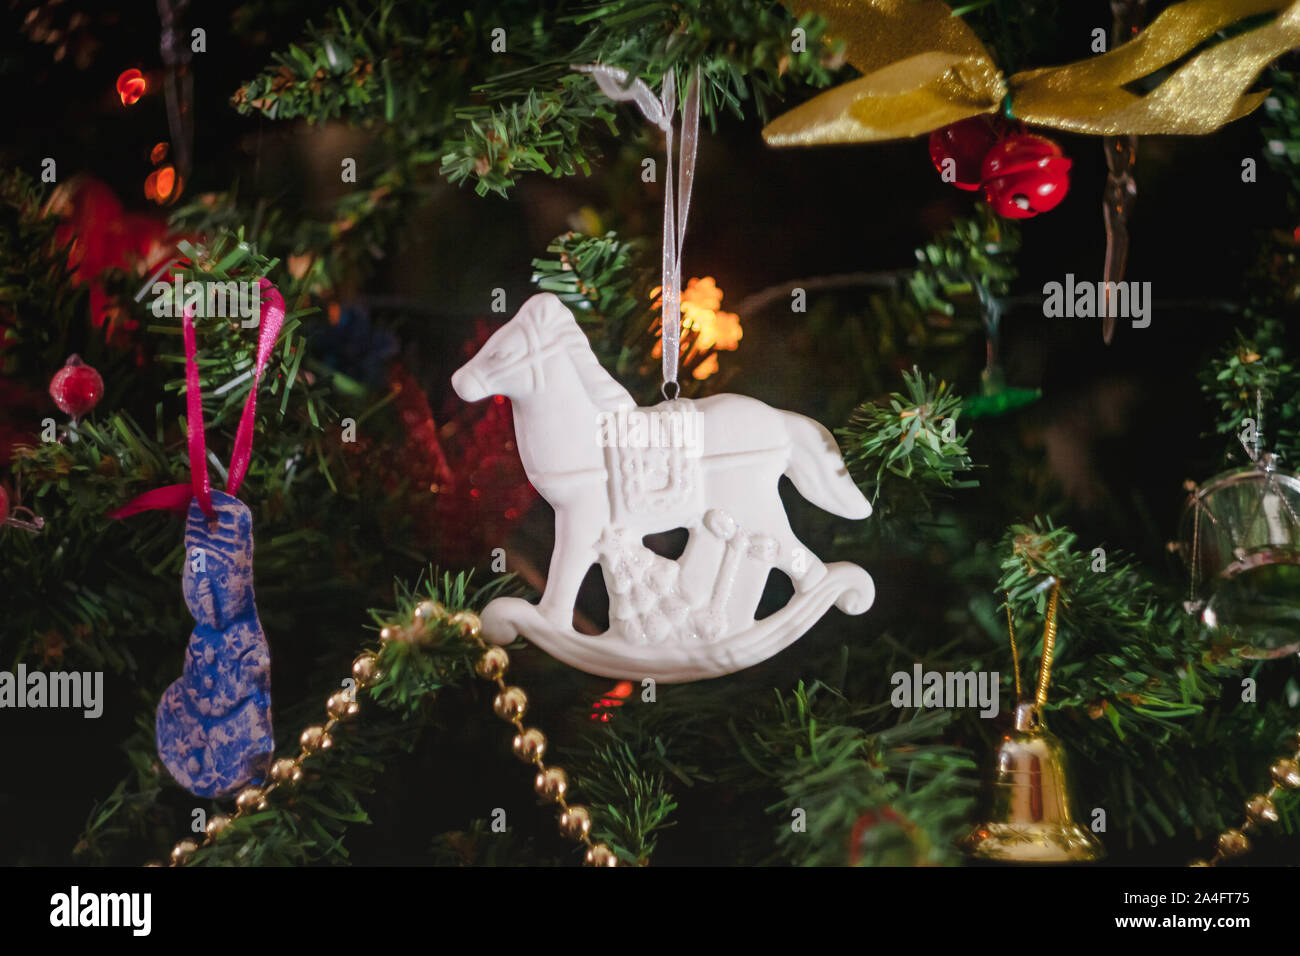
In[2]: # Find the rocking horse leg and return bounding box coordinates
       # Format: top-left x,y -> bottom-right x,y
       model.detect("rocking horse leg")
776,529 -> 827,592
723,489 -> 827,593
537,508 -> 601,630
753,498 -> 827,592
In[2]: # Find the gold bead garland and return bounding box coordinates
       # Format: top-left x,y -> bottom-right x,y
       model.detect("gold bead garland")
1193,729 -> 1300,867
158,647 -> 380,867
420,599 -> 620,867
157,599 -> 617,867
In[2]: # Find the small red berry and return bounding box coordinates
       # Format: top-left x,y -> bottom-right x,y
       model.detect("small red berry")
49,354 -> 104,419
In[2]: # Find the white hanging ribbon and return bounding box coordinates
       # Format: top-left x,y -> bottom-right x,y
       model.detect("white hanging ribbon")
574,63 -> 701,400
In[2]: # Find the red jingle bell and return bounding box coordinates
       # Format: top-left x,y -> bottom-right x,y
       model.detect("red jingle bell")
929,116 -> 1005,192
49,355 -> 104,419
980,134 -> 1072,219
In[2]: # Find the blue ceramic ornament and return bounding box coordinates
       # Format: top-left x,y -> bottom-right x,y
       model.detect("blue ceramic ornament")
111,284 -> 286,799
154,490 -> 274,798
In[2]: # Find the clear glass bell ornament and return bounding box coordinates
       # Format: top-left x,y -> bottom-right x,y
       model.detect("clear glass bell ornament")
1180,454 -> 1300,659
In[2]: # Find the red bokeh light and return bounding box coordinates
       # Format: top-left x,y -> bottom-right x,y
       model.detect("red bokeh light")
589,681 -> 634,720
116,69 -> 146,106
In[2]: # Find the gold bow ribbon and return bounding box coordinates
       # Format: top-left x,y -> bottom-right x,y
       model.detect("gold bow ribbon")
763,0 -> 1300,144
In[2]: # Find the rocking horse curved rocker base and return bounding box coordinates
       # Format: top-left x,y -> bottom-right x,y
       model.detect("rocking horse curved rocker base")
452,293 -> 875,683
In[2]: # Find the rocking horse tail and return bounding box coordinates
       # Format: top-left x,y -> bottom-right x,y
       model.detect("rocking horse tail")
781,411 -> 872,520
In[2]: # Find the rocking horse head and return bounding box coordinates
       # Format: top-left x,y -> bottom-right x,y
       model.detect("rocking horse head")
452,293 -> 631,409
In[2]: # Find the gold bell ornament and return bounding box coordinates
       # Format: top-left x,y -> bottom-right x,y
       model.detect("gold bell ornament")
960,581 -> 1105,863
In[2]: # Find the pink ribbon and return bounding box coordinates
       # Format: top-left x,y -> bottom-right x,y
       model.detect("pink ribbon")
109,278 -> 286,521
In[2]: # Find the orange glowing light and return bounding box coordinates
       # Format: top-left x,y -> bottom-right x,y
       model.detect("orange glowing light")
116,69 -> 146,106
651,277 -> 742,380
144,165 -> 180,204
150,142 -> 169,164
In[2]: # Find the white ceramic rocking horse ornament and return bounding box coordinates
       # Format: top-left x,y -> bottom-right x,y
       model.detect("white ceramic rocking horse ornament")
451,292 -> 875,682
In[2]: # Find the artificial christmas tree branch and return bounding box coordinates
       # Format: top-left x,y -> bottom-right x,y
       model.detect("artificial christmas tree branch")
993,521 -> 1280,848
233,0 -> 842,196
742,683 -> 978,866
839,367 -> 977,528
